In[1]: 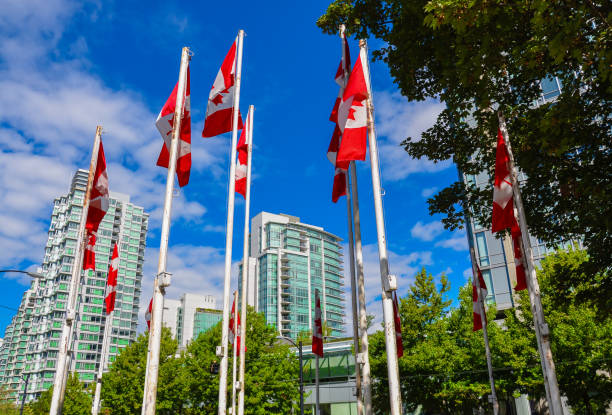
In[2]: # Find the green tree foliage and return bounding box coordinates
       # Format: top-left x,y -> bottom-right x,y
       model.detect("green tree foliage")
369,258 -> 611,413
26,372 -> 92,415
100,327 -> 185,414
0,386 -> 18,415
101,307 -> 300,415
317,0 -> 612,305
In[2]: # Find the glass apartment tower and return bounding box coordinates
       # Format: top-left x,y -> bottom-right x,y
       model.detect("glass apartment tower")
463,77 -> 574,311
244,212 -> 345,340
162,293 -> 220,348
0,169 -> 148,402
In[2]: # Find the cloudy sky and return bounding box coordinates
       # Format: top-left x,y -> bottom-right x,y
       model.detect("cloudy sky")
0,0 -> 472,334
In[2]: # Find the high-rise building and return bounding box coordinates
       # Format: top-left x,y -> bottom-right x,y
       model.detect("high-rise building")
0,169 -> 148,402
463,77 -> 576,311
162,293 -> 220,348
243,212 -> 345,340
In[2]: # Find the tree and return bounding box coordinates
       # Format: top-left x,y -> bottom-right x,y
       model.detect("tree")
183,306 -> 300,415
0,386 -> 18,415
26,372 -> 92,415
100,307 -> 300,415
317,0 -> 612,307
100,327 -> 187,414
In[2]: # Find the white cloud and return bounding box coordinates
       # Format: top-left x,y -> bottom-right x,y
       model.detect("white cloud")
410,220 -> 444,242
374,91 -> 450,180
421,187 -> 438,198
435,236 -> 468,251
463,267 -> 473,280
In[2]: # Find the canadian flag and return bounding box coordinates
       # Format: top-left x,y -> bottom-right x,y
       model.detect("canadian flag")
492,129 -> 515,233
145,298 -> 152,330
511,221 -> 528,291
202,38 -> 244,138
328,35 -> 351,203
312,290 -> 324,357
392,291 -> 403,358
229,295 -> 243,356
156,66 -> 191,187
336,50 -> 368,165
235,109 -> 250,198
83,140 -> 109,270
473,265 -> 488,331
491,128 -> 527,291
104,243 -> 119,314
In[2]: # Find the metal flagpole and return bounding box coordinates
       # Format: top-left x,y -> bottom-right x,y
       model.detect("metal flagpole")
142,46 -> 190,415
350,162 -> 373,414
469,247 -> 499,415
314,289 -> 321,415
497,111 -> 564,414
50,125 -> 102,415
237,105 -> 254,415
231,291 -> 239,415
92,300 -> 113,415
338,24 -> 364,415
218,29 -> 245,415
359,39 -> 403,415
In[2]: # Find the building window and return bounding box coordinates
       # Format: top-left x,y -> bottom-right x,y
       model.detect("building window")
475,232 -> 489,267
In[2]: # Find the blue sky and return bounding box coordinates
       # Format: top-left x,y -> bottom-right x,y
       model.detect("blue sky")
0,0 -> 471,334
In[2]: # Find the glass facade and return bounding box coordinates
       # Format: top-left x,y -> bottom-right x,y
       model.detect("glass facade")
192,308 -> 223,338
244,213 -> 345,340
0,169 -> 148,402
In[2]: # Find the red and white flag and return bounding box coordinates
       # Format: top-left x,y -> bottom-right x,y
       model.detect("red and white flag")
491,128 -> 527,291
229,295 -> 243,356
156,66 -> 191,187
235,109 -> 250,198
336,51 -> 368,165
392,291 -> 403,358
202,38 -> 244,138
473,265 -> 488,331
83,140 -> 109,270
145,298 -> 152,330
492,128 -> 515,233
328,35 -> 351,203
511,222 -> 528,291
104,243 -> 119,314
312,290 -> 324,357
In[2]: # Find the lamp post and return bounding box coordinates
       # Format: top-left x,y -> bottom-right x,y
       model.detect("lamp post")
276,336 -> 304,415
0,270 -> 44,279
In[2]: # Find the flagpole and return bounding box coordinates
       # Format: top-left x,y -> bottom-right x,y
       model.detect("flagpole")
469,247 -> 499,415
92,301 -> 113,415
497,111 -> 563,414
359,39 -> 403,415
237,105 -> 254,415
349,162 -> 373,414
218,29 -> 245,415
142,46 -> 190,415
231,291 -> 238,415
314,290 -> 321,415
337,24 -> 364,415
49,125 -> 102,415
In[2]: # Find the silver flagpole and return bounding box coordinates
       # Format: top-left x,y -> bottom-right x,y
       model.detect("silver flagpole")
218,29 -> 245,415
359,39 -> 402,415
142,46 -> 190,415
237,105 -> 254,415
469,247 -> 499,415
349,161 -> 373,414
231,291 -> 238,415
497,111 -> 563,414
50,125 -> 102,415
338,24 -> 364,415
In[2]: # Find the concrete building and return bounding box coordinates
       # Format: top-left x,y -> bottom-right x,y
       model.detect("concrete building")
0,169 -> 148,402
162,293 -> 219,348
243,212 -> 345,340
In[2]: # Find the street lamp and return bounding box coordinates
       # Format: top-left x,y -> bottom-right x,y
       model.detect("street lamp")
0,270 -> 44,279
276,336 -> 304,415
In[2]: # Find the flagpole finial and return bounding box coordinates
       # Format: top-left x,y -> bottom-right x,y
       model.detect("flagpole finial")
359,39 -> 366,48
339,24 -> 346,37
